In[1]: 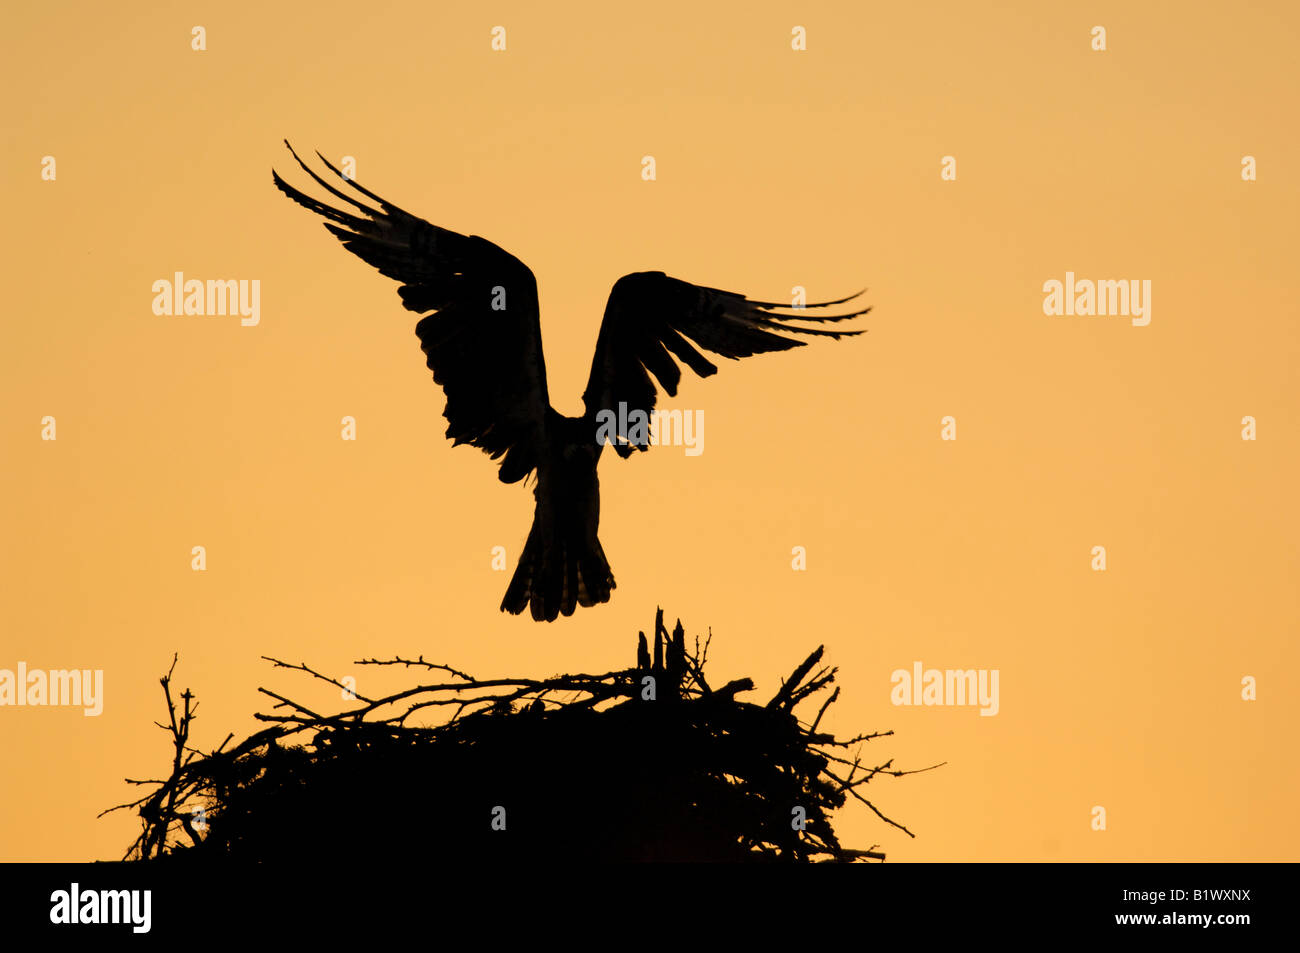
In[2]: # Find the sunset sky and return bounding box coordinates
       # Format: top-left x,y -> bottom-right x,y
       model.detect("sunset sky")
2,0 -> 1297,862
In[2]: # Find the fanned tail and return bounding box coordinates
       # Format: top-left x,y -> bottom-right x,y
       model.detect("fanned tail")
501,513 -> 615,622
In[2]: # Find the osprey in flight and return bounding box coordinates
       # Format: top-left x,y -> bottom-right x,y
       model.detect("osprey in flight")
273,143 -> 869,621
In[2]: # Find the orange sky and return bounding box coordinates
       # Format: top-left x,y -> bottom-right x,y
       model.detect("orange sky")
2,0 -> 1297,862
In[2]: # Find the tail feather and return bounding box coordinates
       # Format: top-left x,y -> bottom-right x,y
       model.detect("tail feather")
501,518 -> 615,622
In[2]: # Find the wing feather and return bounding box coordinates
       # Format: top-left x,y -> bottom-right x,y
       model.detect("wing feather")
273,142 -> 551,483
582,271 -> 868,456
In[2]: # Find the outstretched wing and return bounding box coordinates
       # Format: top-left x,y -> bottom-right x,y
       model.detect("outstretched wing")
273,141 -> 551,484
582,271 -> 869,456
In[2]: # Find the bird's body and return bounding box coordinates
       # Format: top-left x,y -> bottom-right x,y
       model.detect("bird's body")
273,142 -> 869,621
503,410 -> 611,620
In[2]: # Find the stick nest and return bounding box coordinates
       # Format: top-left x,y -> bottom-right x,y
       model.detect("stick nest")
107,609 -> 934,863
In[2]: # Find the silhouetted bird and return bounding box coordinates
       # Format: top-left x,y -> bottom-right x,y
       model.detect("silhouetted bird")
273,142 -> 869,621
